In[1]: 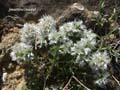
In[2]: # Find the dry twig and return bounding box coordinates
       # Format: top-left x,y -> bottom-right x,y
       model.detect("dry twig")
62,76 -> 73,90
72,76 -> 91,90
112,75 -> 120,86
62,75 -> 91,90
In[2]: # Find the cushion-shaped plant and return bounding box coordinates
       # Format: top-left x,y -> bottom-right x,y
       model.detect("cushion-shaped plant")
10,15 -> 111,88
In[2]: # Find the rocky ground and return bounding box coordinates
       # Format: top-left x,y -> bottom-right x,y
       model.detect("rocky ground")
0,0 -> 120,90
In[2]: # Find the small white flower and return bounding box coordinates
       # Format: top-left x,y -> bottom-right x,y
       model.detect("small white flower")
71,42 -> 84,55
70,38 -> 92,56
83,30 -> 96,40
59,40 -> 73,53
27,52 -> 34,60
48,31 -> 61,44
80,24 -> 86,30
84,48 -> 91,55
80,38 -> 88,47
75,55 -> 81,63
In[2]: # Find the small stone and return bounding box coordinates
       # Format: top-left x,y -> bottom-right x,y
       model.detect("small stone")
2,72 -> 8,82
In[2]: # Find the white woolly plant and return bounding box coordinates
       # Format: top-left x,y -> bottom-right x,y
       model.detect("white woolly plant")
10,43 -> 34,62
10,15 -> 111,87
88,51 -> 111,86
89,51 -> 111,71
10,16 -> 56,62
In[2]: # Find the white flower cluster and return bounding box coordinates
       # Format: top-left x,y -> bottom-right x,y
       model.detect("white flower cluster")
21,16 -> 56,48
11,15 -> 110,66
10,16 -> 56,62
10,43 -> 33,62
38,15 -> 56,33
48,21 -> 96,56
88,51 -> 111,86
10,15 -> 111,87
95,74 -> 109,87
21,23 -> 37,45
89,51 -> 111,71
48,21 -> 83,45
